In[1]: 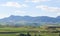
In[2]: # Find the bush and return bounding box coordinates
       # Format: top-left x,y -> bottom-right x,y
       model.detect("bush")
26,32 -> 31,36
18,33 -> 26,36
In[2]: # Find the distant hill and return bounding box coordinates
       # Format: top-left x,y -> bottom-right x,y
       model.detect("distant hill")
0,15 -> 60,26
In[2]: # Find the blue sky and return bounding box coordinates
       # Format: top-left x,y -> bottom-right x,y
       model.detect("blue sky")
0,0 -> 60,18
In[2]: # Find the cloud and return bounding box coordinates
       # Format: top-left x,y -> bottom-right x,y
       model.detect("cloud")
36,5 -> 60,12
15,10 -> 26,13
0,2 -> 28,8
14,10 -> 28,16
56,12 -> 60,16
22,4 -> 28,7
25,0 -> 50,3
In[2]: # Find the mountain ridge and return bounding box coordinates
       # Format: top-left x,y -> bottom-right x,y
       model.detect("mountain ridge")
0,15 -> 60,26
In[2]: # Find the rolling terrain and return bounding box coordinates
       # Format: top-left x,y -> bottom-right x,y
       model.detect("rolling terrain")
0,15 -> 60,26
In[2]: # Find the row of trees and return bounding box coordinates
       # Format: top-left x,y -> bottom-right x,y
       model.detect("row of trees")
18,32 -> 41,36
18,32 -> 60,36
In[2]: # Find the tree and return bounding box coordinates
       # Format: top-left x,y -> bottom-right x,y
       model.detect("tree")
18,33 -> 26,36
38,34 -> 41,36
38,31 -> 41,36
59,33 -> 60,36
34,33 -> 37,36
26,32 -> 31,36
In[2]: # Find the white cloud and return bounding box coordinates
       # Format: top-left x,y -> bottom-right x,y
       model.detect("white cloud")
56,12 -> 60,16
14,10 -> 28,16
15,10 -> 26,13
25,0 -> 50,3
36,5 -> 60,12
0,2 -> 28,8
22,4 -> 28,7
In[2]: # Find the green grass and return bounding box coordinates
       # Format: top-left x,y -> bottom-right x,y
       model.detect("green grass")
0,27 -> 41,32
0,27 -> 59,36
0,34 -> 17,36
41,33 -> 59,36
0,33 -> 59,36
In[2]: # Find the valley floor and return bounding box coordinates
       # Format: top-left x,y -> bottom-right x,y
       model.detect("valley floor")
0,27 -> 59,36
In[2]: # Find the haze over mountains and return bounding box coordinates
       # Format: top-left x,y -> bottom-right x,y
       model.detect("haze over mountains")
0,15 -> 60,26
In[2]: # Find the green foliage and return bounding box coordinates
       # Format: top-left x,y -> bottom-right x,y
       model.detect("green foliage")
0,34 -> 16,36
0,26 -> 59,36
26,32 -> 31,36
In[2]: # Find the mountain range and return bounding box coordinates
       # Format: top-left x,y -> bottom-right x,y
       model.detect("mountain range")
0,15 -> 60,26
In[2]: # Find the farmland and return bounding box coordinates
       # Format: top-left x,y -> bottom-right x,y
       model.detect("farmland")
0,26 -> 59,36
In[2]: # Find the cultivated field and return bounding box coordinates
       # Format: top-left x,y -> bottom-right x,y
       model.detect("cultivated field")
0,26 -> 59,36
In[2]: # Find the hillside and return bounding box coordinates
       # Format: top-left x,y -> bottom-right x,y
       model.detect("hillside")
0,15 -> 60,26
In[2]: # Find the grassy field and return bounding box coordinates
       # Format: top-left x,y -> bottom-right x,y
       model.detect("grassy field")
0,27 -> 41,32
0,34 -> 17,36
0,33 -> 59,36
0,27 -> 59,36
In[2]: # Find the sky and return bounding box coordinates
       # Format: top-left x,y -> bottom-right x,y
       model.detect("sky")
0,0 -> 60,18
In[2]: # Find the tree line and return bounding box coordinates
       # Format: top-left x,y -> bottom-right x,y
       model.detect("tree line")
18,32 -> 41,36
